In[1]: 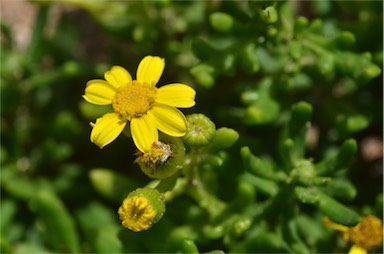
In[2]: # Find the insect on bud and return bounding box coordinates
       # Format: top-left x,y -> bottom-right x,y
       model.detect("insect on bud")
137,134 -> 185,179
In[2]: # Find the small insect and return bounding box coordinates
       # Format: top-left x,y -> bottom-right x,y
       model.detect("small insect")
136,141 -> 174,175
155,142 -> 173,164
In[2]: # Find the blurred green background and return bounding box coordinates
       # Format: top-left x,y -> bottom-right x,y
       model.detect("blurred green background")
1,0 -> 382,253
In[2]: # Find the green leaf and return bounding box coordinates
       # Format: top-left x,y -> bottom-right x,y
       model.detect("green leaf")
89,168 -> 141,202
241,146 -> 287,181
210,12 -> 234,32
34,190 -> 80,253
317,192 -> 361,226
206,127 -> 239,152
94,225 -> 123,253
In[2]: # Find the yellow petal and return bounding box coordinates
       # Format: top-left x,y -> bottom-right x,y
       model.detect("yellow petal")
90,112 -> 127,148
136,56 -> 165,86
130,115 -> 158,152
323,217 -> 349,232
83,79 -> 115,105
104,66 -> 132,89
156,83 -> 196,108
348,245 -> 367,254
148,103 -> 187,137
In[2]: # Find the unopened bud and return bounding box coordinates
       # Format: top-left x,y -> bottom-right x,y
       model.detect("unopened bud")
183,114 -> 216,148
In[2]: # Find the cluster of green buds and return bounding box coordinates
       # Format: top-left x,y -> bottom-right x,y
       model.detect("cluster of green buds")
89,113 -> 239,233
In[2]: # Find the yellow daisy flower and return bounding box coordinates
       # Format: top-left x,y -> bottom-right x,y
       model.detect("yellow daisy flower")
323,216 -> 383,254
83,56 -> 196,152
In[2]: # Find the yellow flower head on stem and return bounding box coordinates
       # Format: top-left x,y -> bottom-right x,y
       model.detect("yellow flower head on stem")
118,188 -> 165,232
83,56 -> 196,152
348,215 -> 383,251
323,216 -> 383,254
118,195 -> 156,232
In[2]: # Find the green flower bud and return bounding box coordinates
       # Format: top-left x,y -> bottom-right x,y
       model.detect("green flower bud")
118,187 -> 165,232
260,6 -> 278,23
183,113 -> 216,148
137,134 -> 185,179
210,12 -> 234,32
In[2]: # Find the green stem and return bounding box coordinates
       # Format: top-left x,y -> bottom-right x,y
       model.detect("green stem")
185,148 -> 226,219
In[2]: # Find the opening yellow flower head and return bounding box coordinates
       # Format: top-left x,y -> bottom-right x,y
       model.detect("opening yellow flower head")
83,56 -> 196,152
323,216 -> 383,254
118,187 -> 165,232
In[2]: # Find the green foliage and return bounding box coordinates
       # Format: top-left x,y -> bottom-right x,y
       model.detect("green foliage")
1,0 -> 382,253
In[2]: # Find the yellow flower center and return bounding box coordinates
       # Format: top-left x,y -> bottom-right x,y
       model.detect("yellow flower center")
349,216 -> 383,250
112,81 -> 156,120
140,141 -> 172,169
118,195 -> 156,232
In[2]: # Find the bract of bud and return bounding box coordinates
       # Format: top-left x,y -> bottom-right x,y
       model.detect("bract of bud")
118,187 -> 165,232
183,114 -> 216,148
